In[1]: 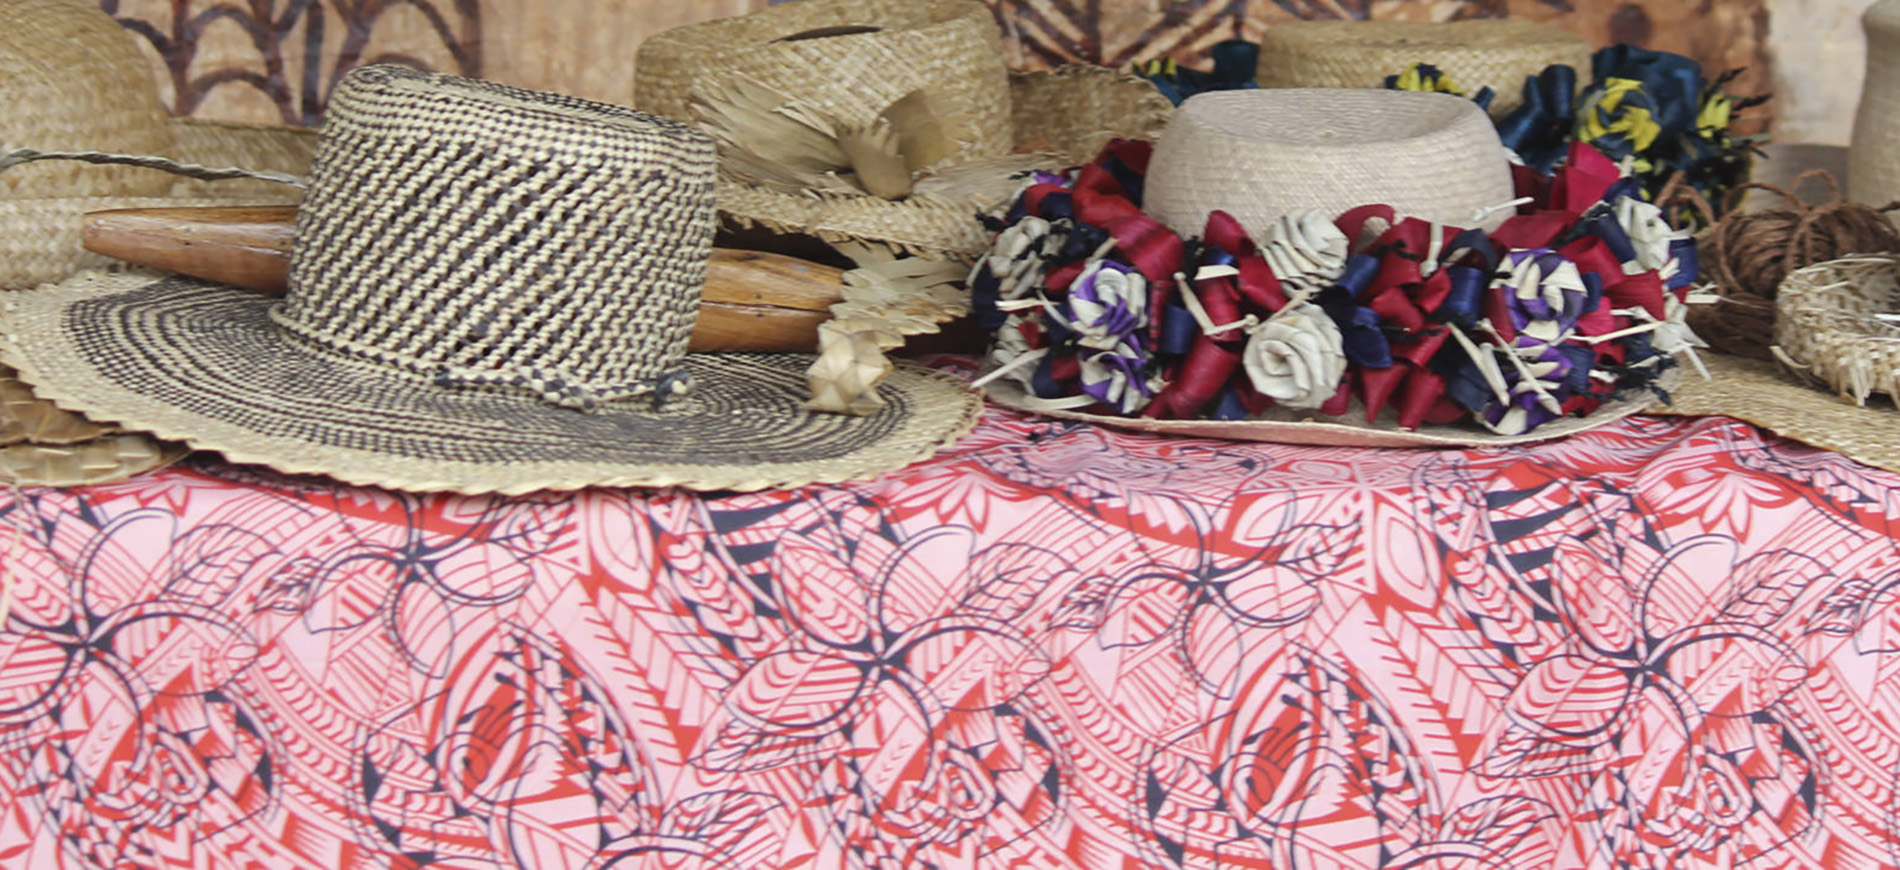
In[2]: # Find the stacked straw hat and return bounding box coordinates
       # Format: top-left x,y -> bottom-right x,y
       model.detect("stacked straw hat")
633,0 -> 1173,263
0,0 -> 316,487
0,65 -> 980,495
0,0 -> 316,291
1256,20 -> 1592,118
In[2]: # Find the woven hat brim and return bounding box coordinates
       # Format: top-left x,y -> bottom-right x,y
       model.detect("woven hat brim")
1,434 -> 187,487
1,271 -> 980,494
1651,352 -> 1900,474
715,66 -> 1174,261
982,371 -> 1675,448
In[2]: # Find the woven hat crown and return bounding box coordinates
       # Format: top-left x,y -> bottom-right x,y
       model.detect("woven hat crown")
1143,89 -> 1515,237
280,66 -> 718,410
0,0 -> 174,198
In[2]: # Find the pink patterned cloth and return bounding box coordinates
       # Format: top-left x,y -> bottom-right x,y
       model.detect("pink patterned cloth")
2,406 -> 1898,868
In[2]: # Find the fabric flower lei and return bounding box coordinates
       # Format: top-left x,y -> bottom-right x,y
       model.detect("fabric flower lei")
970,138 -> 1711,437
1386,45 -> 1768,217
1132,40 -> 1261,106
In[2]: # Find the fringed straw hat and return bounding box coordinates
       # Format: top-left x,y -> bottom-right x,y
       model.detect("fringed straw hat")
1256,20 -> 1592,118
633,0 -> 1173,263
0,0 -> 316,291
1656,255 -> 1900,474
0,66 -> 978,495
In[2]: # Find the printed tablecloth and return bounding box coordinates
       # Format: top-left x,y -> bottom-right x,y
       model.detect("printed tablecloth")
2,404 -> 1898,868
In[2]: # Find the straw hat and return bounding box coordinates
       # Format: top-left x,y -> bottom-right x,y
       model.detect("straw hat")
1256,20 -> 1592,118
1610,256 -> 1900,473
1657,356 -> 1900,476
971,99 -> 1705,446
633,0 -> 1173,263
1769,255 -> 1900,404
1,364 -> 185,486
0,0 -> 316,290
1144,89 -> 1519,241
0,66 -> 979,495
1850,0 -> 1900,211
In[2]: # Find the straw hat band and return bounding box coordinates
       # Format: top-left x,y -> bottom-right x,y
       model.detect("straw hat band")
281,68 -> 717,410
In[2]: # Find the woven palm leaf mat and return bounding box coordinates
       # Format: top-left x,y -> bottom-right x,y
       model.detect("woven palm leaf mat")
0,365 -> 184,486
1656,352 -> 1900,474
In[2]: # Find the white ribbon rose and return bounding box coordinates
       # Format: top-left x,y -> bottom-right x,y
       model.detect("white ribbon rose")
1241,302 -> 1348,409
1613,196 -> 1686,275
1261,211 -> 1350,294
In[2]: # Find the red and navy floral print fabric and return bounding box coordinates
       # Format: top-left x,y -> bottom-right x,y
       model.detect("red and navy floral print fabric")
2,398 -> 1897,868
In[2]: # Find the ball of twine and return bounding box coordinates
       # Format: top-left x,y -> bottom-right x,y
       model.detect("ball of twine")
1664,169 -> 1900,360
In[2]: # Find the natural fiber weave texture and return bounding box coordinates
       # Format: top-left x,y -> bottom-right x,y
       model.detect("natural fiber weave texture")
638,0 -> 1173,263
1771,255 -> 1900,406
1144,89 -> 1517,241
284,66 -> 715,406
3,275 -> 979,493
0,0 -> 173,198
699,67 -> 1172,262
0,66 -> 981,494
634,0 -> 1014,160
983,367 -> 1676,448
1256,20 -> 1592,118
1,363 -> 108,446
1006,66 -> 1174,162
1656,352 -> 1900,474
0,433 -> 185,488
1686,172 -> 1900,359
0,0 -> 315,290
167,119 -> 320,200
0,363 -> 184,486
1851,0 -> 1900,212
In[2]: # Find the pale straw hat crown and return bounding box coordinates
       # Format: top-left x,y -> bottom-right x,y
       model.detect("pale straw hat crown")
1143,88 -> 1518,242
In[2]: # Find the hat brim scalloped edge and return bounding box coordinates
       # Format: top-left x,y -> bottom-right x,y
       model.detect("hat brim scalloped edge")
2,270 -> 983,495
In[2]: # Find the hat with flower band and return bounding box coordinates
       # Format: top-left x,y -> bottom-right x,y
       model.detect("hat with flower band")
969,92 -> 1707,446
0,65 -> 979,494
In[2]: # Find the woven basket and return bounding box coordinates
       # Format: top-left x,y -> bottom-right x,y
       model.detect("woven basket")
0,0 -> 317,290
1850,0 -> 1900,212
1144,89 -> 1516,240
634,0 -> 1015,160
1256,20 -> 1591,118
1772,255 -> 1900,406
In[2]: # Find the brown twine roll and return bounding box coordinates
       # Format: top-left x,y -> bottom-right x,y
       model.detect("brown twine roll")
1666,169 -> 1900,359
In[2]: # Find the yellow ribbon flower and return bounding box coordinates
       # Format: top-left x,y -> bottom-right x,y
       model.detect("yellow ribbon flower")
1577,77 -> 1662,155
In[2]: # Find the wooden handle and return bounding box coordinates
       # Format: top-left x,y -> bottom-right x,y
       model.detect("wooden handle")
81,206 -> 850,352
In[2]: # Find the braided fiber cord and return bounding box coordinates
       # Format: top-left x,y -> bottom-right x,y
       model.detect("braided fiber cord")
0,147 -> 306,189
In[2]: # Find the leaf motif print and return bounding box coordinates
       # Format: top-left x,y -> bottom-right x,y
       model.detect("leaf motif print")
1719,550 -> 1836,628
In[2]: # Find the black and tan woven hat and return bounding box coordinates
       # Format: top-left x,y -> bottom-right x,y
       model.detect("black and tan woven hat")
0,66 -> 978,494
